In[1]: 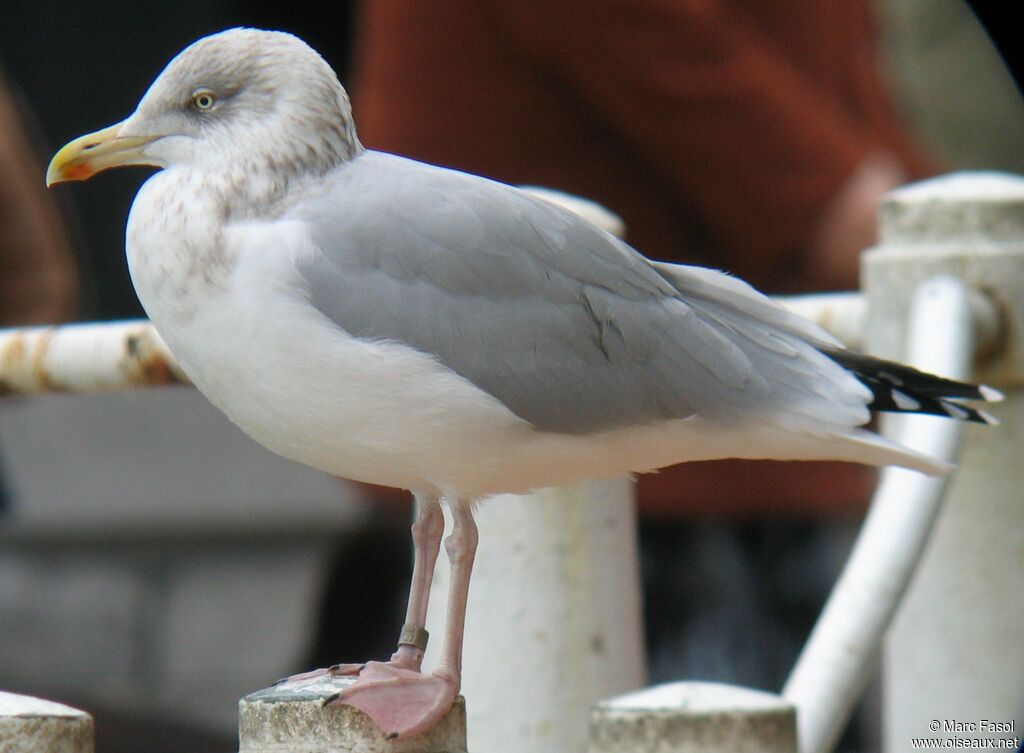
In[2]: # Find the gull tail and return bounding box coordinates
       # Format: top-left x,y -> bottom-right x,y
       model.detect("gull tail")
820,347 -> 1003,425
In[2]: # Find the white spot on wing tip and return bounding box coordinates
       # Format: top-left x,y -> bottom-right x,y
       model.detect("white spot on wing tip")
978,408 -> 1000,426
891,389 -> 921,411
878,370 -> 904,387
979,384 -> 1004,402
942,402 -> 969,420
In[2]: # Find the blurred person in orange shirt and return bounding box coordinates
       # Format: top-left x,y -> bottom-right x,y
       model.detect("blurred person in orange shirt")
352,1 -> 933,297
0,72 -> 80,326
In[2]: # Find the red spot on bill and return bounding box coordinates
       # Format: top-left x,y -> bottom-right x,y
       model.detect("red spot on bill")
63,163 -> 95,181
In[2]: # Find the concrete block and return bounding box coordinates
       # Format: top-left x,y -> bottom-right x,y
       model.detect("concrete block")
239,675 -> 467,753
0,691 -> 92,753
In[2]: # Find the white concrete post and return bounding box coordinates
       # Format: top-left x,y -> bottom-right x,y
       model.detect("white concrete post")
588,682 -> 797,753
425,479 -> 646,753
862,173 -> 1024,752
0,691 -> 93,753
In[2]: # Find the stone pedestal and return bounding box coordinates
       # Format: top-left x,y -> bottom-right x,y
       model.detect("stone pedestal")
588,682 -> 797,753
239,675 -> 467,753
0,691 -> 92,753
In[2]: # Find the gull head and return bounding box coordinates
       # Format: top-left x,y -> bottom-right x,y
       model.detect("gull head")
47,28 -> 362,187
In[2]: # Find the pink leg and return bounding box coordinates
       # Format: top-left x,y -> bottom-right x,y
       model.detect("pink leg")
433,501 -> 477,686
331,498 -> 478,740
390,495 -> 444,670
278,493 -> 443,684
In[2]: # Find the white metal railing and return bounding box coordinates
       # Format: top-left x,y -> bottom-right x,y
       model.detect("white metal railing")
782,275 -> 986,753
0,294 -> 862,398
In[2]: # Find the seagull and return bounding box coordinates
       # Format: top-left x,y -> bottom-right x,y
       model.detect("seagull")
46,28 -> 1000,740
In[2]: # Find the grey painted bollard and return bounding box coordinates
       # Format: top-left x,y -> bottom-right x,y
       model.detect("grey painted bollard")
863,172 -> 1024,751
239,676 -> 467,753
0,691 -> 93,753
588,682 -> 797,753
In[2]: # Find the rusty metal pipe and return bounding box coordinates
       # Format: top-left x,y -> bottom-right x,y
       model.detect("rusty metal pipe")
0,294 -> 876,398
0,320 -> 188,396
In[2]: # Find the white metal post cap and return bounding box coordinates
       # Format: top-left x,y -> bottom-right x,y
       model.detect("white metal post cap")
589,682 -> 797,753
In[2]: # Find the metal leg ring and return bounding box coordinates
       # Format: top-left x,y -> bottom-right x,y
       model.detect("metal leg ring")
398,624 -> 429,652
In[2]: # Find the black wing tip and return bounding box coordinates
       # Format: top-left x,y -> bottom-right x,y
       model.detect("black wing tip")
932,396 -> 998,425
821,348 -> 1001,424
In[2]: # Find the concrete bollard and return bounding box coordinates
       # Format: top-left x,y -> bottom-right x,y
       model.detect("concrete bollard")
588,682 -> 797,753
238,675 -> 467,753
425,478 -> 646,753
0,691 -> 92,753
862,172 -> 1024,751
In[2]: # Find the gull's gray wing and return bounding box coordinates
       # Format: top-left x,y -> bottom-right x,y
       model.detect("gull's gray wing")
288,151 -> 869,435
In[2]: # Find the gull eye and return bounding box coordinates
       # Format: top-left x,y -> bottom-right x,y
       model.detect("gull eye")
191,89 -> 216,111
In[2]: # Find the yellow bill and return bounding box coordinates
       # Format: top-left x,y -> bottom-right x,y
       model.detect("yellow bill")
46,120 -> 160,186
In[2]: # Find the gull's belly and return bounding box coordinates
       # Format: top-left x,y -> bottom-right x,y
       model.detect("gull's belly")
129,231 -> 781,497
150,285 -> 939,495
136,258 -> 912,497
162,291 -> 736,497
146,264 -> 536,495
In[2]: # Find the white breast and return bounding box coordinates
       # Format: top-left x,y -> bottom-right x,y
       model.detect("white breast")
127,181 -> 537,495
